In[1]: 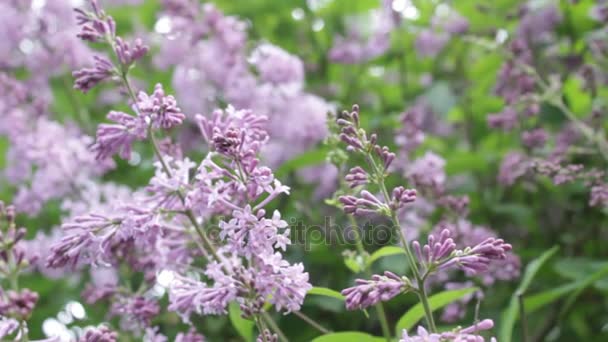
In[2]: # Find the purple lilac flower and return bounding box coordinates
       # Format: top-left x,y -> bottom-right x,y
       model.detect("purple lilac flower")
92,111 -> 147,160
79,325 -> 118,342
399,319 -> 496,342
257,330 -> 278,342
0,289 -> 38,319
147,157 -> 196,210
114,37 -> 149,66
175,328 -> 206,342
2,108 -> 113,215
144,327 -> 168,342
73,0 -> 149,92
342,271 -> 411,310
487,107 -> 519,131
46,206 -> 162,268
521,128 -> 548,148
590,183 -> 608,207
498,152 -> 530,186
137,83 -> 186,129
438,195 -> 470,217
328,2 -> 396,64
339,191 -> 389,216
442,12 -> 469,34
219,207 -> 290,257
0,317 -> 19,339
250,44 -> 304,86
168,273 -> 238,318
440,281 -> 482,323
110,295 -> 160,331
517,5 -> 562,43
413,228 -> 513,276
407,152 -> 446,195
73,56 -> 115,93
534,160 -> 585,185
430,220 -> 521,286
415,30 -> 449,58
395,103 -> 429,154
590,2 -> 608,22
345,166 -> 369,188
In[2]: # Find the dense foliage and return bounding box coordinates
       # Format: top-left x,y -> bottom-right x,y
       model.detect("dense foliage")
1,0 -> 607,341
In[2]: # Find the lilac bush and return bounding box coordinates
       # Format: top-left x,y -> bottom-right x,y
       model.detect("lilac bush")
1,0 -> 607,341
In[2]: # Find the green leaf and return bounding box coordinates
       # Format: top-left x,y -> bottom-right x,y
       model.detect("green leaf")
366,246 -> 405,267
275,147 -> 329,178
344,257 -> 363,274
553,258 -> 608,289
525,263 -> 608,313
499,246 -> 559,342
308,287 -> 345,301
563,77 -> 591,117
312,332 -> 385,342
395,287 -> 479,335
229,302 -> 255,341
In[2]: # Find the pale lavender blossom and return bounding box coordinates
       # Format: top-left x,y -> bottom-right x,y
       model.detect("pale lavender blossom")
415,30 -> 449,58
46,206 -> 162,268
498,152 -> 530,186
250,44 -> 304,86
413,228 -> 513,276
137,83 -> 186,129
73,56 -> 115,93
168,273 -> 238,318
79,325 -> 118,342
0,289 -> 38,319
257,330 -> 278,342
339,191 -> 389,216
110,295 -> 160,331
114,37 -> 149,67
521,128 -> 548,148
92,111 -> 147,160
345,166 -> 369,188
407,152 -> 446,195
0,317 -> 19,339
400,319 -> 496,342
175,328 -> 206,342
74,0 -> 149,92
590,183 -> 608,207
431,220 -> 520,287
395,103 -> 429,154
342,271 -> 411,310
487,107 -> 519,131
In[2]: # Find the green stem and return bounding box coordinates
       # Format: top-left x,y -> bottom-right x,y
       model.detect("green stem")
148,129 -> 222,264
366,155 -> 437,332
119,71 -> 222,266
292,311 -> 332,334
61,76 -> 92,132
346,215 -> 392,342
254,316 -> 268,342
261,312 -> 288,342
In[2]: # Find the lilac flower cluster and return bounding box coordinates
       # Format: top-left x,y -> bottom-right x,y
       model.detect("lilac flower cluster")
331,104 -> 508,338
72,0 -> 148,92
342,271 -> 412,310
0,202 -> 42,340
337,105 -> 417,217
154,1 -> 334,189
412,228 -> 513,277
415,9 -> 469,58
39,2 -> 309,340
400,319 -> 496,342
486,4 -> 608,210
0,74 -> 113,215
166,106 -> 311,319
328,1 -> 398,64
